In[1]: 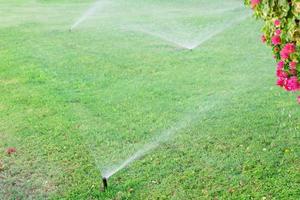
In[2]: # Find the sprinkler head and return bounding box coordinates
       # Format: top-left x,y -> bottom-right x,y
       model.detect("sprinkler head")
101,177 -> 108,192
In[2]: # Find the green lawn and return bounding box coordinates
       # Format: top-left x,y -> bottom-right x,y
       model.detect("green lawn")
0,0 -> 300,199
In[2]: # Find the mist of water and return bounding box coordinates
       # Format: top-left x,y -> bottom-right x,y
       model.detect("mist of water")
101,103 -> 214,179
67,0 -> 251,179
70,0 -> 108,31
184,12 -> 251,49
100,11 -> 251,179
128,11 -> 251,50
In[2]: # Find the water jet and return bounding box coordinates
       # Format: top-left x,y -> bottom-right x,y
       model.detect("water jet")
70,0 -> 109,31
126,10 -> 251,50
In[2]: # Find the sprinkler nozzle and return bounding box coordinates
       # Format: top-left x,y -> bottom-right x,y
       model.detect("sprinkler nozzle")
101,177 -> 108,192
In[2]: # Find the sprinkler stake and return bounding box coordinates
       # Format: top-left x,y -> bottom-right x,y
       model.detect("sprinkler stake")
101,177 -> 108,192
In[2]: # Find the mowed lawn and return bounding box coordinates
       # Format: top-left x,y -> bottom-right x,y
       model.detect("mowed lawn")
0,0 -> 300,199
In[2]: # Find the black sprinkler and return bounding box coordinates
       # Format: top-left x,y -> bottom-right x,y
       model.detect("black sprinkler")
101,177 -> 108,191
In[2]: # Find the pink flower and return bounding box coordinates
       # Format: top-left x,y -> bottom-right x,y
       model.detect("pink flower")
289,61 -> 297,69
251,0 -> 261,8
277,78 -> 285,87
285,43 -> 296,54
6,147 -> 16,155
275,29 -> 281,35
274,19 -> 281,27
290,69 -> 297,75
277,61 -> 285,69
271,35 -> 281,45
280,51 -> 289,60
277,70 -> 288,78
280,43 -> 296,60
261,35 -> 267,43
285,76 -> 299,91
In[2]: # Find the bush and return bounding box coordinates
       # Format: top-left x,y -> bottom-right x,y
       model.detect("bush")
245,0 -> 300,103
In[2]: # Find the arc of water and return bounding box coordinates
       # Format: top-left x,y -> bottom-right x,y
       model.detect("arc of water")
101,12 -> 253,179
70,0 -> 108,31
101,103 -> 215,179
185,12 -> 252,49
127,11 -> 251,50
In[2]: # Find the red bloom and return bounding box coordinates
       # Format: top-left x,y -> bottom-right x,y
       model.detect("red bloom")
289,61 -> 297,69
280,43 -> 296,60
6,147 -> 16,155
290,69 -> 297,75
251,0 -> 261,8
274,19 -> 281,27
277,61 -> 285,69
285,76 -> 300,91
277,70 -> 288,78
275,29 -> 281,35
280,51 -> 289,60
285,43 -> 296,54
271,35 -> 281,45
261,35 -> 267,43
277,78 -> 285,87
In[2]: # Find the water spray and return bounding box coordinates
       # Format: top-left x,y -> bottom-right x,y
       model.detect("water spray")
68,1 -> 250,191
99,109 -> 209,189
98,114 -> 195,193
126,10 -> 251,50
70,0 -> 108,31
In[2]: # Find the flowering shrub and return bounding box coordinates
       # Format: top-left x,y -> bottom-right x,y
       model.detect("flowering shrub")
245,0 -> 300,103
